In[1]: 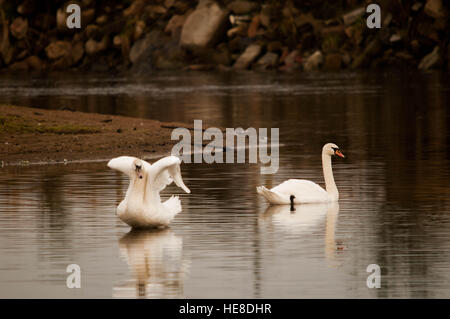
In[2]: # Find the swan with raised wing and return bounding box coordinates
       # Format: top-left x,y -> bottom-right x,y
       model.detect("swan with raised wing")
257,143 -> 344,204
108,156 -> 190,228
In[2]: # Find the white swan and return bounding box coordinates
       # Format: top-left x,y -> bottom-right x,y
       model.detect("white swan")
257,143 -> 344,204
107,155 -> 190,228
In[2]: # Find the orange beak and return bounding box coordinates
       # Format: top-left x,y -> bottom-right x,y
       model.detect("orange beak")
335,150 -> 345,158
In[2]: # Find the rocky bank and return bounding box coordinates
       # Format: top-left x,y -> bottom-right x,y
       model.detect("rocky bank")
0,0 -> 449,73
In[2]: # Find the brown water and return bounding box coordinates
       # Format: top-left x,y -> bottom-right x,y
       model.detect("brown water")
0,71 -> 449,298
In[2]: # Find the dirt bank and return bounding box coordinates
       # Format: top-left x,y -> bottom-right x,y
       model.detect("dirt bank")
0,104 -> 193,165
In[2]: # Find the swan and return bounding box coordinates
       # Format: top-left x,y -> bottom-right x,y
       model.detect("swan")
107,155 -> 190,228
257,143 -> 344,204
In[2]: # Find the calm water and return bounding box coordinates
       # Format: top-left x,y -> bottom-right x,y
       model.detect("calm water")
0,71 -> 449,298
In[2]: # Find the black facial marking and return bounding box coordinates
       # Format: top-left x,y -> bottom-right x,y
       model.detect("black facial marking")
290,195 -> 296,212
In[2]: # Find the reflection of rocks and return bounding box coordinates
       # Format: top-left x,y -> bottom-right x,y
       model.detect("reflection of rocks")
114,228 -> 189,299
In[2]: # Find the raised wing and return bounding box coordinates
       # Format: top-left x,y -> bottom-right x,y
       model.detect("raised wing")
107,156 -> 152,177
147,156 -> 190,194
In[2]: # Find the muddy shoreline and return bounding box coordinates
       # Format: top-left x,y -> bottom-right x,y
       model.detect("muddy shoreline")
0,104 -> 196,166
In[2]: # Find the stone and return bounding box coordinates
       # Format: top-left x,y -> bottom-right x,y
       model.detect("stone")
9,60 -> 29,71
129,33 -> 153,64
227,24 -> 247,38
10,17 -> 28,39
412,2 -> 423,12
85,24 -> 100,39
56,8 -> 66,31
72,41 -> 84,64
254,52 -> 278,70
233,44 -> 262,69
303,50 -> 323,71
124,0 -> 145,16
227,1 -> 259,15
96,15 -> 108,25
323,53 -> 342,71
134,20 -> 146,40
424,0 -> 446,19
284,50 -> 300,67
418,46 -> 441,70
180,1 -> 229,50
389,34 -> 402,43
351,38 -> 383,69
342,7 -> 365,25
85,36 -> 108,56
82,8 -> 96,25
165,12 -> 192,36
267,41 -> 283,52
247,15 -> 260,38
45,41 -> 72,60
25,55 -> 45,71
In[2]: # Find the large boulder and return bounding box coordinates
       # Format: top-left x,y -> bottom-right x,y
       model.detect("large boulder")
180,0 -> 229,50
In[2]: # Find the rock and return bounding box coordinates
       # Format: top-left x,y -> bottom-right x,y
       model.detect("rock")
45,41 -> 72,60
303,50 -> 323,71
9,60 -> 29,71
233,44 -> 262,69
424,0 -> 446,19
284,50 -> 300,68
351,38 -> 383,69
227,1 -> 259,15
267,41 -> 283,53
173,1 -> 189,14
147,5 -> 167,18
17,0 -> 37,15
227,23 -> 247,38
323,53 -> 342,71
418,46 -> 441,70
56,8 -> 66,31
389,34 -> 402,43
180,0 -> 229,50
85,24 -> 100,39
72,41 -> 84,64
165,0 -> 175,8
342,7 -> 365,25
254,52 -> 278,70
247,15 -> 260,38
165,12 -> 191,37
129,34 -> 152,64
124,0 -> 145,17
85,36 -> 108,56
10,17 -> 28,39
96,15 -> 108,25
25,55 -> 45,71
412,2 -> 423,12
82,8 -> 96,25
134,20 -> 146,40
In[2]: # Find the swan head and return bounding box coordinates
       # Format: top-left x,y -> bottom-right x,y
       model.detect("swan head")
133,159 -> 144,179
323,143 -> 345,158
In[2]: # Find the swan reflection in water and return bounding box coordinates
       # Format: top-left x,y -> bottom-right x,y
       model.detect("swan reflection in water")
113,228 -> 189,298
260,202 -> 341,262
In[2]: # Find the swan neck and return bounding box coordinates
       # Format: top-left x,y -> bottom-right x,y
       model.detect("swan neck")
322,152 -> 338,198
